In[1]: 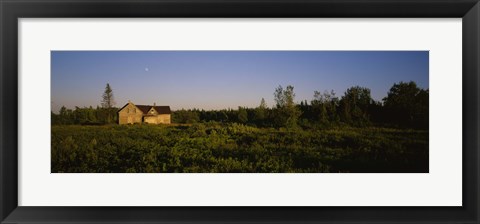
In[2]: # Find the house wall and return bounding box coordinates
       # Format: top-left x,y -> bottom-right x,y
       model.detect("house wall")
157,114 -> 171,124
118,103 -> 143,124
144,115 -> 170,124
144,116 -> 158,124
147,108 -> 158,116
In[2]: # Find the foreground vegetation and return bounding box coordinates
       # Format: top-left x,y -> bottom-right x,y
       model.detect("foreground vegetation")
52,123 -> 428,173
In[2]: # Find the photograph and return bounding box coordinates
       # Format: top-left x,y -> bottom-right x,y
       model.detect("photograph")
3,0 -> 477,222
51,51 -> 429,173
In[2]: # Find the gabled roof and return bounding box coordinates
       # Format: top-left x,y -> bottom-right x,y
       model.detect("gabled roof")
154,106 -> 171,114
136,105 -> 171,114
135,105 -> 154,114
118,102 -> 171,114
117,103 -> 130,112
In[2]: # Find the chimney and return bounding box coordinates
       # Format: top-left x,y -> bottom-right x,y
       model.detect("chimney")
154,102 -> 156,106
128,100 -> 131,104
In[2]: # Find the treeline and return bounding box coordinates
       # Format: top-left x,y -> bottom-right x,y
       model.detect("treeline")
52,81 -> 428,129
52,106 -> 118,125
52,83 -> 119,125
173,81 -> 428,129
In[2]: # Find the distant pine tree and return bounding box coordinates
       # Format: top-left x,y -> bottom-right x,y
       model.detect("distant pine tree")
101,83 -> 116,123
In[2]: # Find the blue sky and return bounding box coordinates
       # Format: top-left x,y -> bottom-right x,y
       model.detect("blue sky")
51,51 -> 428,112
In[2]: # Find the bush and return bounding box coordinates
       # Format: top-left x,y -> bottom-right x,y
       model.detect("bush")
51,124 -> 428,173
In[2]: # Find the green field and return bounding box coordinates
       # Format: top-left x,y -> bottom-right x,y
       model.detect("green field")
51,123 -> 428,173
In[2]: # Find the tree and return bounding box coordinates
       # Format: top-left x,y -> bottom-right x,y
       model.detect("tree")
172,109 -> 200,124
383,81 -> 428,128
339,86 -> 373,125
237,107 -> 248,124
260,98 -> 267,109
57,106 -> 74,125
218,110 -> 228,122
101,83 -> 115,123
311,90 -> 338,124
312,91 -> 327,123
274,86 -> 286,108
273,85 -> 301,128
59,106 -> 67,117
253,98 -> 267,125
102,83 -> 115,108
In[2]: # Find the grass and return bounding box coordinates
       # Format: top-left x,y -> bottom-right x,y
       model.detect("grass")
51,123 -> 428,173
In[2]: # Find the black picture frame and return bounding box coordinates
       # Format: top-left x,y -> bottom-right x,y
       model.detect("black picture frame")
1,0 -> 479,223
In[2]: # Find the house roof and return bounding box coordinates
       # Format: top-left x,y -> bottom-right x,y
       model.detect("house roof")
118,103 -> 171,114
154,106 -> 172,114
136,105 -> 171,114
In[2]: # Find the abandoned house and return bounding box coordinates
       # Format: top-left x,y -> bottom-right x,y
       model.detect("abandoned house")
118,101 -> 171,124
